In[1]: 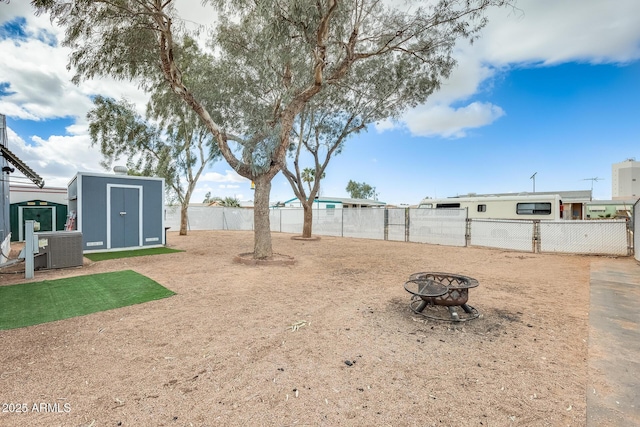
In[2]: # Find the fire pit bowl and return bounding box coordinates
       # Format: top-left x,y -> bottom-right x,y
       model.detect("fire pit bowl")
405,272 -> 480,322
403,279 -> 449,299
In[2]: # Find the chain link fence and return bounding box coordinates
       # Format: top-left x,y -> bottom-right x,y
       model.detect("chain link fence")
342,208 -> 385,240
165,206 -> 632,256
469,219 -> 535,252
539,220 -> 629,255
408,208 -> 467,246
386,208 -> 408,241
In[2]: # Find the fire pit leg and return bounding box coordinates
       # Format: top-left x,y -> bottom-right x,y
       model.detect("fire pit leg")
461,304 -> 474,314
415,300 -> 428,313
447,306 -> 460,321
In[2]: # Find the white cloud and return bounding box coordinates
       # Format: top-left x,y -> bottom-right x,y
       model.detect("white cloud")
403,102 -> 505,138
374,118 -> 397,132
6,127 -> 105,188
200,170 -> 247,184
389,0 -> 640,138
0,27 -> 147,123
477,0 -> 640,66
0,37 -> 86,120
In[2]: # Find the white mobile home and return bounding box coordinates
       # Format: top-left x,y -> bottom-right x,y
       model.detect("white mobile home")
418,194 -> 564,220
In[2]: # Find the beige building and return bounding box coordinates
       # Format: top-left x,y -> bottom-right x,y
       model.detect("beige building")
612,158 -> 640,200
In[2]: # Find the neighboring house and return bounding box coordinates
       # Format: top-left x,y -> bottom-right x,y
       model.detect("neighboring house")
275,196 -> 387,209
9,185 -> 69,241
586,199 -> 637,219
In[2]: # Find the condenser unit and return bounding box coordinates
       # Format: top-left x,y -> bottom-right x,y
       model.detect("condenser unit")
34,231 -> 83,270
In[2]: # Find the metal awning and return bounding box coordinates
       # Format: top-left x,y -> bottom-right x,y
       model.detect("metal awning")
0,145 -> 45,188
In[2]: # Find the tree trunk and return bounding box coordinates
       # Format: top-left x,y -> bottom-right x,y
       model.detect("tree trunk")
302,200 -> 313,238
253,175 -> 273,259
179,203 -> 188,235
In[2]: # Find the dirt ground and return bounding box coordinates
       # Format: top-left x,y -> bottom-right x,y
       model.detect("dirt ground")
0,230 -> 595,426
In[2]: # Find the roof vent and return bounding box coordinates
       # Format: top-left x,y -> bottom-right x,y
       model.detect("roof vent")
113,165 -> 128,175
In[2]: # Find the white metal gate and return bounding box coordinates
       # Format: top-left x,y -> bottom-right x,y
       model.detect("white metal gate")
539,220 -> 628,255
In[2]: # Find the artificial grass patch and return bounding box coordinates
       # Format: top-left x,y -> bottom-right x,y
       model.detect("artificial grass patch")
0,270 -> 175,330
84,247 -> 183,262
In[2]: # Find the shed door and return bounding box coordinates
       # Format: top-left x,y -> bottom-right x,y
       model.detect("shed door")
110,187 -> 140,248
22,207 -> 54,238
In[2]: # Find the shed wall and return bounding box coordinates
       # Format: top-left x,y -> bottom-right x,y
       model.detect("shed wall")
75,174 -> 164,251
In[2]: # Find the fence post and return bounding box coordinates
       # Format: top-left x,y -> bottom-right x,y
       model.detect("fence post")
627,218 -> 632,256
464,207 -> 470,247
384,209 -> 389,241
405,207 -> 410,242
533,220 -> 540,253
25,220 -> 35,279
465,218 -> 471,248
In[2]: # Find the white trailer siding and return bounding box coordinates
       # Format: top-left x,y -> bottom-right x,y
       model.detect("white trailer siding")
418,194 -> 562,221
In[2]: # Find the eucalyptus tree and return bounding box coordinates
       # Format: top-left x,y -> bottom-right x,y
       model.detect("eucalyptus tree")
33,0 -> 510,259
282,49 -> 440,238
86,36 -> 220,236
87,92 -> 220,236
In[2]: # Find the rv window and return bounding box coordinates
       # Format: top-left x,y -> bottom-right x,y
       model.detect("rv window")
419,203 -> 433,209
588,206 -> 606,212
516,202 -> 552,215
436,203 -> 461,208
477,204 -> 486,212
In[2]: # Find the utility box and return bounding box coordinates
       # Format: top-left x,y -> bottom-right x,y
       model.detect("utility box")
34,231 -> 83,270
67,172 -> 165,252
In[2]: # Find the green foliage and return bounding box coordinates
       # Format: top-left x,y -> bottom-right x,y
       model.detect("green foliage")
203,191 -> 214,204
346,180 -> 375,199
87,95 -> 167,176
203,193 -> 241,207
221,196 -> 241,207
87,95 -> 219,205
301,167 -> 325,193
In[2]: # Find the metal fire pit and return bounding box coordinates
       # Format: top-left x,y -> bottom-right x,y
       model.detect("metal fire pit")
404,272 -> 480,322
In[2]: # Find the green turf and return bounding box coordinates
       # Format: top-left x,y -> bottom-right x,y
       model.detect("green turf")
84,247 -> 183,262
0,270 -> 175,330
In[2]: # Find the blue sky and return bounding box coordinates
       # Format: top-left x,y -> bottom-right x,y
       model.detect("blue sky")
1,1 -> 639,205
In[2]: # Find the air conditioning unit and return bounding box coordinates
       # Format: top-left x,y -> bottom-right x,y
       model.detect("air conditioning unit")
34,231 -> 83,270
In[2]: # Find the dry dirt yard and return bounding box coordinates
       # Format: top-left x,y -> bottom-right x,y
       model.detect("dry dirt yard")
0,230 -> 594,426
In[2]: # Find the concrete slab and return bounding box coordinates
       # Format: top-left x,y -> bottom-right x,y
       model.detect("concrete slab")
588,258 -> 640,426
